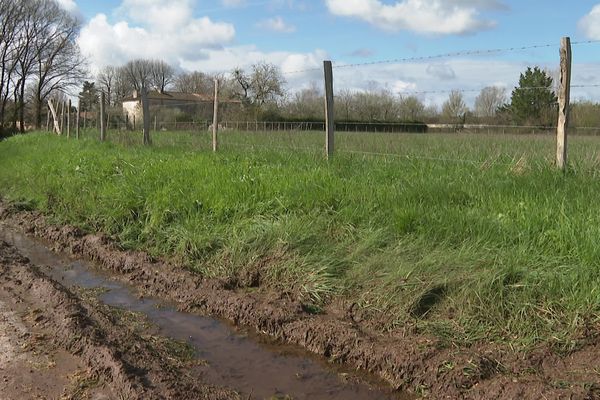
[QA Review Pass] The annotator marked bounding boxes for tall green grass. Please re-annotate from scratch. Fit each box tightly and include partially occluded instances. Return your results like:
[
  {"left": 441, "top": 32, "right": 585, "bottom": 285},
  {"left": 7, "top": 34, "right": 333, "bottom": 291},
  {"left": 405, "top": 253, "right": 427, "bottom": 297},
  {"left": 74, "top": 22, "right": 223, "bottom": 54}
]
[{"left": 2, "top": 131, "right": 600, "bottom": 347}]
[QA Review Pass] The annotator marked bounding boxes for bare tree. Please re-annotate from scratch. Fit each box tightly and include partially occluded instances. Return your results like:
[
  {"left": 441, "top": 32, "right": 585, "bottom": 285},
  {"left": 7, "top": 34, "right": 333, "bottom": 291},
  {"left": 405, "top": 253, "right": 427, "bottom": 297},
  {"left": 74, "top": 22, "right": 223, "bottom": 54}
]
[
  {"left": 113, "top": 67, "right": 133, "bottom": 103},
  {"left": 0, "top": 0, "right": 86, "bottom": 132},
  {"left": 150, "top": 60, "right": 175, "bottom": 93},
  {"left": 0, "top": 0, "right": 25, "bottom": 134},
  {"left": 398, "top": 96, "right": 425, "bottom": 121},
  {"left": 284, "top": 81, "right": 322, "bottom": 120},
  {"left": 442, "top": 90, "right": 467, "bottom": 123},
  {"left": 122, "top": 59, "right": 153, "bottom": 91},
  {"left": 231, "top": 62, "right": 285, "bottom": 108},
  {"left": 31, "top": 1, "right": 86, "bottom": 129},
  {"left": 250, "top": 62, "right": 285, "bottom": 106},
  {"left": 97, "top": 66, "right": 117, "bottom": 106},
  {"left": 474, "top": 86, "right": 506, "bottom": 118},
  {"left": 174, "top": 71, "right": 212, "bottom": 94},
  {"left": 232, "top": 67, "right": 251, "bottom": 104}
]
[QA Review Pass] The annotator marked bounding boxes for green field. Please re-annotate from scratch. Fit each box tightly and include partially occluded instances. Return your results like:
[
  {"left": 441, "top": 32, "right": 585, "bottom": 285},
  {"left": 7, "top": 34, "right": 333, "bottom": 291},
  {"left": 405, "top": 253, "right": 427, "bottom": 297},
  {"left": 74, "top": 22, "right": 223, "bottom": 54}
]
[{"left": 2, "top": 130, "right": 600, "bottom": 348}]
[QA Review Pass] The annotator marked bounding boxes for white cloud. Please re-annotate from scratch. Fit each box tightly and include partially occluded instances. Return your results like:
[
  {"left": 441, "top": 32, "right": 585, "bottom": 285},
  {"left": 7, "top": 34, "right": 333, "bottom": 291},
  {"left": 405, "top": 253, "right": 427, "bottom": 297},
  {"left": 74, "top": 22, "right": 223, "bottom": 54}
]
[
  {"left": 77, "top": 1, "right": 235, "bottom": 72},
  {"left": 325, "top": 0, "right": 500, "bottom": 35},
  {"left": 56, "top": 0, "right": 78, "bottom": 13},
  {"left": 579, "top": 4, "right": 600, "bottom": 39},
  {"left": 257, "top": 16, "right": 296, "bottom": 33}
]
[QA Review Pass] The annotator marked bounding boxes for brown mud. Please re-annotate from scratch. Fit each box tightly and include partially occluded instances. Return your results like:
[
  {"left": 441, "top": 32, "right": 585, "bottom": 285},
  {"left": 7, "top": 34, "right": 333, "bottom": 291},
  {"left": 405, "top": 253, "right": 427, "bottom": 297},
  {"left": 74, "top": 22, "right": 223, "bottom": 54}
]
[
  {"left": 1, "top": 204, "right": 600, "bottom": 399},
  {"left": 0, "top": 223, "right": 401, "bottom": 400},
  {"left": 0, "top": 240, "right": 240, "bottom": 400}
]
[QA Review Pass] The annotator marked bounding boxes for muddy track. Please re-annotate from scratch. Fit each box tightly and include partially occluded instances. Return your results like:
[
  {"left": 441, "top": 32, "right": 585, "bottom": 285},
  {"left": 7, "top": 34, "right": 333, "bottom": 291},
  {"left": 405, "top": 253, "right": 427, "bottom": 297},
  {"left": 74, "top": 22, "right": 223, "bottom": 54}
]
[
  {"left": 1, "top": 204, "right": 599, "bottom": 399},
  {"left": 0, "top": 239, "right": 240, "bottom": 400}
]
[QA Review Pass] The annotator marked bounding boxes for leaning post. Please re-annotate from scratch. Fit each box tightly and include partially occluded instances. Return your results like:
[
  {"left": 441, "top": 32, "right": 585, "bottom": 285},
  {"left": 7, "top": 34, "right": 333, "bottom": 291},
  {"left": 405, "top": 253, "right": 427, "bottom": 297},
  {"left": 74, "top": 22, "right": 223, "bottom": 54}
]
[
  {"left": 557, "top": 37, "right": 572, "bottom": 171},
  {"left": 323, "top": 60, "right": 335, "bottom": 160}
]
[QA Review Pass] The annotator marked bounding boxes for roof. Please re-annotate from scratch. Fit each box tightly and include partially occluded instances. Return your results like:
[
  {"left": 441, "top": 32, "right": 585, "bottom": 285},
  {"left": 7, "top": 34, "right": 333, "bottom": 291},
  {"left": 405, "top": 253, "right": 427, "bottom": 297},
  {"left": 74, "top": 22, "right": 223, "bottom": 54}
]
[{"left": 122, "top": 91, "right": 213, "bottom": 103}]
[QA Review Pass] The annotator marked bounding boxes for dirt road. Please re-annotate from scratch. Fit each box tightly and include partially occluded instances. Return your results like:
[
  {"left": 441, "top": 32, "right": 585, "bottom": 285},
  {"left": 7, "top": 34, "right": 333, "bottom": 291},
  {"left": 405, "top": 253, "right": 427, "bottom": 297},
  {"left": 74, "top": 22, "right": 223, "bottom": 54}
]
[{"left": 0, "top": 240, "right": 240, "bottom": 399}]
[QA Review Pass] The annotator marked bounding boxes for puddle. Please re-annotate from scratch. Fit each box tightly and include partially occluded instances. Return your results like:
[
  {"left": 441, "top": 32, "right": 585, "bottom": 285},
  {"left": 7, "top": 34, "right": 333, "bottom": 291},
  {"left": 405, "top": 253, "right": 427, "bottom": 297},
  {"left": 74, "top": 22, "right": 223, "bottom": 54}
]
[{"left": 0, "top": 227, "right": 408, "bottom": 400}]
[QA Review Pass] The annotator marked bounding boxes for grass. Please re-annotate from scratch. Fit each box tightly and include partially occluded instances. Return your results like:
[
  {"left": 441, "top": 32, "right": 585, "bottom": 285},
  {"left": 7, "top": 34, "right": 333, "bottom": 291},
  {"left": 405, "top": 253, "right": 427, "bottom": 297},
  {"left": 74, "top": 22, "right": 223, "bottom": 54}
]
[{"left": 2, "top": 129, "right": 600, "bottom": 348}]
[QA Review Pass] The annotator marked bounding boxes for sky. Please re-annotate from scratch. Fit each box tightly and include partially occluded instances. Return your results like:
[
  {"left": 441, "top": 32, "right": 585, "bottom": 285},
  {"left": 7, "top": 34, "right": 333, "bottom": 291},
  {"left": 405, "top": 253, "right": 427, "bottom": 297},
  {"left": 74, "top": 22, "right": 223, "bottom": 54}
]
[{"left": 56, "top": 0, "right": 600, "bottom": 106}]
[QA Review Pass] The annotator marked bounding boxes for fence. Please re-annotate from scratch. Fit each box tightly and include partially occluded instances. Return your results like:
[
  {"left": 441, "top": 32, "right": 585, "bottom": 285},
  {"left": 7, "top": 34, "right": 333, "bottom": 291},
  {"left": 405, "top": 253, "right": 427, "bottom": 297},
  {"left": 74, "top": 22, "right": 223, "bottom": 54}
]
[{"left": 46, "top": 36, "right": 600, "bottom": 170}]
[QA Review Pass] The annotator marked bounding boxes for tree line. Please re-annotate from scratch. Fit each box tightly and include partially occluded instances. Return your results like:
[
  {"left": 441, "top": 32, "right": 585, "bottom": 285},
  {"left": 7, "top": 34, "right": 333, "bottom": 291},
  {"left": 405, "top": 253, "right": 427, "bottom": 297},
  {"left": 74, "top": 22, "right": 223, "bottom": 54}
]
[
  {"left": 0, "top": 0, "right": 85, "bottom": 136},
  {"left": 87, "top": 58, "right": 600, "bottom": 129}
]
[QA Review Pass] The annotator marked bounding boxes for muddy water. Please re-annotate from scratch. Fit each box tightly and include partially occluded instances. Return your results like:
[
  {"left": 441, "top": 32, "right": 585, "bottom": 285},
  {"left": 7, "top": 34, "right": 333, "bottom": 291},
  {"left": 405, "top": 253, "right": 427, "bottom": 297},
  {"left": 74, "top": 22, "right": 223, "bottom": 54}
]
[{"left": 0, "top": 227, "right": 408, "bottom": 400}]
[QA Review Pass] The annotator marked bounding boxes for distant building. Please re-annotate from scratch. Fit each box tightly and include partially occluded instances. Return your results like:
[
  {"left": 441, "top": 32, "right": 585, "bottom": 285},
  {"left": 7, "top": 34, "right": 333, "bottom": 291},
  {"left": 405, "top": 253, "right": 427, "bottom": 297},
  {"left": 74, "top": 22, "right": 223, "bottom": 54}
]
[{"left": 122, "top": 90, "right": 240, "bottom": 124}]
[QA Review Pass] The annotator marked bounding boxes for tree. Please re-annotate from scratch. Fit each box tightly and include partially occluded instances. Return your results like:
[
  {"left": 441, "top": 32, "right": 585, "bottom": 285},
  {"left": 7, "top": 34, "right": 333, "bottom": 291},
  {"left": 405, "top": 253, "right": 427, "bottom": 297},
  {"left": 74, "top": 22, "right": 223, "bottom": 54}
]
[
  {"left": 0, "top": 0, "right": 25, "bottom": 134},
  {"left": 474, "top": 86, "right": 506, "bottom": 118},
  {"left": 97, "top": 66, "right": 116, "bottom": 106},
  {"left": 30, "top": 0, "right": 86, "bottom": 129},
  {"left": 232, "top": 62, "right": 285, "bottom": 108},
  {"left": 398, "top": 95, "right": 425, "bottom": 121},
  {"left": 150, "top": 60, "right": 175, "bottom": 93},
  {"left": 78, "top": 81, "right": 97, "bottom": 112},
  {"left": 0, "top": 0, "right": 85, "bottom": 132},
  {"left": 232, "top": 67, "right": 251, "bottom": 105},
  {"left": 174, "top": 71, "right": 212, "bottom": 94},
  {"left": 509, "top": 67, "right": 557, "bottom": 125},
  {"left": 250, "top": 62, "right": 285, "bottom": 106},
  {"left": 442, "top": 90, "right": 467, "bottom": 123},
  {"left": 122, "top": 59, "right": 153, "bottom": 91},
  {"left": 284, "top": 81, "right": 322, "bottom": 120}
]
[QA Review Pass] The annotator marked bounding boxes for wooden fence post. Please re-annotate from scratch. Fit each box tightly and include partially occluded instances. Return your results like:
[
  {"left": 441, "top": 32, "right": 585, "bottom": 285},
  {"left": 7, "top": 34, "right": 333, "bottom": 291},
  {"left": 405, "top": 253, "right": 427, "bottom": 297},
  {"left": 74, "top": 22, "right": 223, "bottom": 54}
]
[
  {"left": 141, "top": 87, "right": 151, "bottom": 145},
  {"left": 76, "top": 98, "right": 80, "bottom": 139},
  {"left": 154, "top": 115, "right": 157, "bottom": 131},
  {"left": 212, "top": 78, "right": 219, "bottom": 152},
  {"left": 59, "top": 101, "right": 65, "bottom": 135},
  {"left": 67, "top": 99, "right": 71, "bottom": 138},
  {"left": 100, "top": 91, "right": 106, "bottom": 141},
  {"left": 557, "top": 37, "right": 571, "bottom": 170},
  {"left": 45, "top": 107, "right": 50, "bottom": 132},
  {"left": 324, "top": 60, "right": 335, "bottom": 159}
]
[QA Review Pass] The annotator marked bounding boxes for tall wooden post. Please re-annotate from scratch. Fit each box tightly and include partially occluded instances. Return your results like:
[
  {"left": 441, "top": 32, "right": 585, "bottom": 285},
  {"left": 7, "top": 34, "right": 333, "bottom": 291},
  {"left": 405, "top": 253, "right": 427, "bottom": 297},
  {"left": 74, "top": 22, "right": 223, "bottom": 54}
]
[
  {"left": 76, "top": 99, "right": 80, "bottom": 139},
  {"left": 67, "top": 99, "right": 71, "bottom": 138},
  {"left": 324, "top": 60, "right": 335, "bottom": 159},
  {"left": 141, "top": 87, "right": 151, "bottom": 145},
  {"left": 154, "top": 115, "right": 157, "bottom": 132},
  {"left": 557, "top": 37, "right": 572, "bottom": 170},
  {"left": 45, "top": 107, "right": 50, "bottom": 132},
  {"left": 100, "top": 91, "right": 106, "bottom": 141},
  {"left": 59, "top": 101, "right": 65, "bottom": 135},
  {"left": 212, "top": 78, "right": 219, "bottom": 152}
]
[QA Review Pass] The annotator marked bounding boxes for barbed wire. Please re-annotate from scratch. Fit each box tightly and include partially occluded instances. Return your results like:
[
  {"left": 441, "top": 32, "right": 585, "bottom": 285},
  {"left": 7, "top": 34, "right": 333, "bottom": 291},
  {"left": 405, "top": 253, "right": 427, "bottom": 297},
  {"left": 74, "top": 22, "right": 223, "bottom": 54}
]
[{"left": 282, "top": 39, "right": 600, "bottom": 76}]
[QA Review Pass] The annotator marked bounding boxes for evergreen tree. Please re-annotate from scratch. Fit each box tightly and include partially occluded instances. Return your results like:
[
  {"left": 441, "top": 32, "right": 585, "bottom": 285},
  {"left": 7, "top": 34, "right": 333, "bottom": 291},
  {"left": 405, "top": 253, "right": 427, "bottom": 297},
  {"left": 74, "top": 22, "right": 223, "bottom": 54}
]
[
  {"left": 509, "top": 67, "right": 557, "bottom": 125},
  {"left": 79, "top": 81, "right": 98, "bottom": 113}
]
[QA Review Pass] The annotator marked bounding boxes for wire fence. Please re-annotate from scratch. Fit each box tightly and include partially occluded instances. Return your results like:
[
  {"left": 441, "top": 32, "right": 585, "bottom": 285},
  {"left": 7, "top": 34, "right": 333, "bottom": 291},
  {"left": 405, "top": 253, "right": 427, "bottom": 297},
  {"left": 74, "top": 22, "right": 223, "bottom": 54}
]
[{"left": 51, "top": 36, "right": 600, "bottom": 169}]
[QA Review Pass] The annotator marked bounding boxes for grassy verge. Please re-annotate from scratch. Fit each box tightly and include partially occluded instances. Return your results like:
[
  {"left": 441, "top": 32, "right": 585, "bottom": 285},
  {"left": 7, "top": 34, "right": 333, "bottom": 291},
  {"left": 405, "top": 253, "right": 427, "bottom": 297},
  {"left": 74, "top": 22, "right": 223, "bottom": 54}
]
[{"left": 1, "top": 131, "right": 600, "bottom": 348}]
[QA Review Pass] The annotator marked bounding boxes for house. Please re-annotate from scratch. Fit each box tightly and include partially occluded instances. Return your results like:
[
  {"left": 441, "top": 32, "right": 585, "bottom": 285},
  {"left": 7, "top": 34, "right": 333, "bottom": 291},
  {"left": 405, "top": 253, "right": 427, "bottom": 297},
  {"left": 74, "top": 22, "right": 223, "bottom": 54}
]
[{"left": 122, "top": 90, "right": 240, "bottom": 125}]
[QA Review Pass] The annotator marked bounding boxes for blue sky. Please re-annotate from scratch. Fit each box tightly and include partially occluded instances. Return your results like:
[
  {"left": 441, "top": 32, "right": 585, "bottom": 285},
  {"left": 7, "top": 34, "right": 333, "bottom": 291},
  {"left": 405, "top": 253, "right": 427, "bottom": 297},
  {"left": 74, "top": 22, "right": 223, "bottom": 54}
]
[{"left": 58, "top": 0, "right": 600, "bottom": 106}]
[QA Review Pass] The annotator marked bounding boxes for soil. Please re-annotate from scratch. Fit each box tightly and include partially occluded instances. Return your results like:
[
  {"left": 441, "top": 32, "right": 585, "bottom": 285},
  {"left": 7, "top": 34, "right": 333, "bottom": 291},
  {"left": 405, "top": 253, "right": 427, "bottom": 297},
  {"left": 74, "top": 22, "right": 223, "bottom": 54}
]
[
  {"left": 0, "top": 239, "right": 240, "bottom": 400},
  {"left": 1, "top": 203, "right": 600, "bottom": 399}
]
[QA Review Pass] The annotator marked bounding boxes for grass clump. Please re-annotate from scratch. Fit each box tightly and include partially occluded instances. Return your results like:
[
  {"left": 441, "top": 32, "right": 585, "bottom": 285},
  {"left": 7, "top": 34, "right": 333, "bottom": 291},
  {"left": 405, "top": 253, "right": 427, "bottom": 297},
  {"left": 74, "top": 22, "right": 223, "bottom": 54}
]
[{"left": 2, "top": 131, "right": 600, "bottom": 347}]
